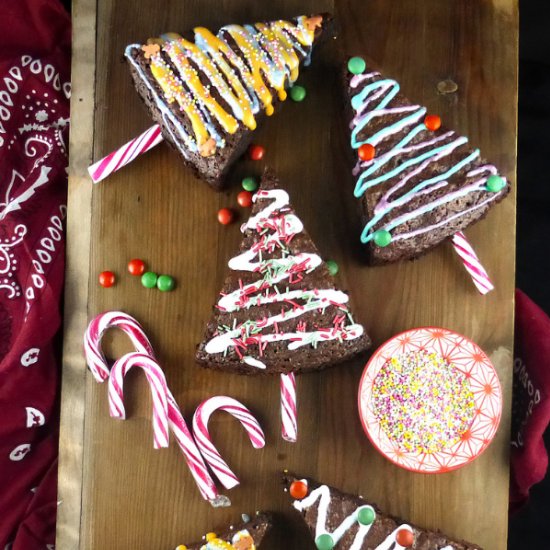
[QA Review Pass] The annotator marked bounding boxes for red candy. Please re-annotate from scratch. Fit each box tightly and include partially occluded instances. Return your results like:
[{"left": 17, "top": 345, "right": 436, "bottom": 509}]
[
  {"left": 289, "top": 480, "right": 309, "bottom": 500},
  {"left": 358, "top": 143, "right": 375, "bottom": 161},
  {"left": 248, "top": 144, "right": 265, "bottom": 161},
  {"left": 424, "top": 114, "right": 441, "bottom": 131},
  {"left": 237, "top": 191, "right": 253, "bottom": 208},
  {"left": 217, "top": 208, "right": 234, "bottom": 225},
  {"left": 127, "top": 258, "right": 145, "bottom": 276},
  {"left": 99, "top": 271, "right": 116, "bottom": 288},
  {"left": 395, "top": 528, "right": 414, "bottom": 547}
]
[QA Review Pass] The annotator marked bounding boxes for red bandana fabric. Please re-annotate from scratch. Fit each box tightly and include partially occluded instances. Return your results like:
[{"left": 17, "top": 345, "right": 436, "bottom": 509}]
[
  {"left": 0, "top": 0, "right": 70, "bottom": 548},
  {"left": 510, "top": 289, "right": 550, "bottom": 511}
]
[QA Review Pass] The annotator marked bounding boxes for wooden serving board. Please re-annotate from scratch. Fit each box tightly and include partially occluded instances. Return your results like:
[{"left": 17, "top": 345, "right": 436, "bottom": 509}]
[{"left": 57, "top": 0, "right": 518, "bottom": 548}]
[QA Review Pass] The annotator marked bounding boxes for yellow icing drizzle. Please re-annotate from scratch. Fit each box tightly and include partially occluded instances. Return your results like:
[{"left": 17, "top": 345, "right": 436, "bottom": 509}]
[{"left": 146, "top": 16, "right": 319, "bottom": 153}]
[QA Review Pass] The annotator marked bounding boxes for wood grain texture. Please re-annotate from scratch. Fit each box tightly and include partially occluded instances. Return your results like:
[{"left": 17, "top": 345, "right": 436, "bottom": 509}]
[{"left": 58, "top": 0, "right": 518, "bottom": 549}]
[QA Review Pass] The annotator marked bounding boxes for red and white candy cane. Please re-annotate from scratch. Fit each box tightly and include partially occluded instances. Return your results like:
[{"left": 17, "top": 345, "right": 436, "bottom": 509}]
[
  {"left": 193, "top": 396, "right": 265, "bottom": 490},
  {"left": 109, "top": 353, "right": 170, "bottom": 449},
  {"left": 84, "top": 311, "right": 154, "bottom": 382},
  {"left": 451, "top": 231, "right": 495, "bottom": 295},
  {"left": 88, "top": 124, "right": 163, "bottom": 184},
  {"left": 280, "top": 373, "right": 298, "bottom": 443}
]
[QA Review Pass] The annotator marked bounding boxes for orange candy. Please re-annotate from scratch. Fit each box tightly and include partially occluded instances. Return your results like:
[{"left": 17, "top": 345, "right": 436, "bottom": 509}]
[
  {"left": 289, "top": 480, "right": 309, "bottom": 499},
  {"left": 358, "top": 143, "right": 375, "bottom": 161},
  {"left": 237, "top": 191, "right": 253, "bottom": 208},
  {"left": 424, "top": 114, "right": 441, "bottom": 131},
  {"left": 217, "top": 208, "right": 234, "bottom": 225},
  {"left": 395, "top": 528, "right": 414, "bottom": 547}
]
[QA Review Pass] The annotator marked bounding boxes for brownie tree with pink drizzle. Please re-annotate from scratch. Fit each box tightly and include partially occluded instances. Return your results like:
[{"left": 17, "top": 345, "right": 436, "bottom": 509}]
[{"left": 196, "top": 170, "right": 371, "bottom": 441}]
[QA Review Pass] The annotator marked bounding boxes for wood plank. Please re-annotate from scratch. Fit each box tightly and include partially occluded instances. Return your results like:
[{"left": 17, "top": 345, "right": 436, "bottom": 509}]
[{"left": 58, "top": 0, "right": 518, "bottom": 548}]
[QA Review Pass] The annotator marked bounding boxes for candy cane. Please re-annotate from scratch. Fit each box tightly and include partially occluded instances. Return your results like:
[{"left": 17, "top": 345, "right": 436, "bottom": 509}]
[
  {"left": 88, "top": 124, "right": 163, "bottom": 184},
  {"left": 280, "top": 373, "right": 298, "bottom": 442},
  {"left": 451, "top": 231, "right": 494, "bottom": 295},
  {"left": 84, "top": 313, "right": 227, "bottom": 506},
  {"left": 109, "top": 353, "right": 170, "bottom": 449},
  {"left": 193, "top": 396, "right": 265, "bottom": 490},
  {"left": 84, "top": 311, "right": 154, "bottom": 382}
]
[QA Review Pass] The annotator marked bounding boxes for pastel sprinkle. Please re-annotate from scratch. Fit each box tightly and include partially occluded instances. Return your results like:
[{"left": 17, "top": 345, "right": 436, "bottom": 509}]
[{"left": 372, "top": 350, "right": 475, "bottom": 454}]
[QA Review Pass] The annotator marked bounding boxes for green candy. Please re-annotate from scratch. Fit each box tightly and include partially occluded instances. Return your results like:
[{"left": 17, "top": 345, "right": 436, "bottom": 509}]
[
  {"left": 290, "top": 85, "right": 307, "bottom": 102},
  {"left": 373, "top": 229, "right": 392, "bottom": 247},
  {"left": 326, "top": 260, "right": 339, "bottom": 276},
  {"left": 141, "top": 271, "right": 158, "bottom": 289},
  {"left": 348, "top": 56, "right": 366, "bottom": 75},
  {"left": 486, "top": 175, "right": 506, "bottom": 193},
  {"left": 357, "top": 505, "right": 376, "bottom": 526},
  {"left": 315, "top": 533, "right": 335, "bottom": 550},
  {"left": 157, "top": 274, "right": 175, "bottom": 292},
  {"left": 242, "top": 176, "right": 258, "bottom": 192}
]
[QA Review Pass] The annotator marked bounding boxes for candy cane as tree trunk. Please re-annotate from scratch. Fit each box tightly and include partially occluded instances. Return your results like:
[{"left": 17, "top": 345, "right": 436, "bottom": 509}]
[
  {"left": 88, "top": 124, "right": 163, "bottom": 184},
  {"left": 193, "top": 396, "right": 265, "bottom": 490},
  {"left": 451, "top": 231, "right": 495, "bottom": 295},
  {"left": 280, "top": 373, "right": 298, "bottom": 442}
]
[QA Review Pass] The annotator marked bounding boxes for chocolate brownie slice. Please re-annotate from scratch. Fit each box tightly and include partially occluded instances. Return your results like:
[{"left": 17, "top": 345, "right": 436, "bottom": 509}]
[
  {"left": 177, "top": 512, "right": 271, "bottom": 549},
  {"left": 343, "top": 56, "right": 510, "bottom": 265},
  {"left": 196, "top": 169, "right": 371, "bottom": 375},
  {"left": 125, "top": 15, "right": 332, "bottom": 190},
  {"left": 283, "top": 473, "right": 481, "bottom": 549}
]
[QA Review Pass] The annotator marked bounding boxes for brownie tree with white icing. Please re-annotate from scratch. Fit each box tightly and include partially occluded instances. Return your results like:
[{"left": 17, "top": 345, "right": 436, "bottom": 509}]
[
  {"left": 196, "top": 171, "right": 371, "bottom": 375},
  {"left": 284, "top": 474, "right": 481, "bottom": 550},
  {"left": 344, "top": 56, "right": 510, "bottom": 265}
]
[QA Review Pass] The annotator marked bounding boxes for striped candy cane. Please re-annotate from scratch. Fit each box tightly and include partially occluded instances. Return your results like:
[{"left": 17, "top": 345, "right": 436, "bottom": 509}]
[
  {"left": 88, "top": 124, "right": 163, "bottom": 184},
  {"left": 451, "top": 231, "right": 494, "bottom": 295},
  {"left": 193, "top": 396, "right": 265, "bottom": 490},
  {"left": 108, "top": 353, "right": 170, "bottom": 449},
  {"left": 280, "top": 373, "right": 298, "bottom": 442},
  {"left": 84, "top": 311, "right": 154, "bottom": 382},
  {"left": 84, "top": 313, "right": 227, "bottom": 505}
]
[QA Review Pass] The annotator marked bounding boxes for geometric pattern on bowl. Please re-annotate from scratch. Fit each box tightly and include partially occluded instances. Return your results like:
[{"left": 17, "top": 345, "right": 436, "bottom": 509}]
[{"left": 358, "top": 327, "right": 502, "bottom": 473}]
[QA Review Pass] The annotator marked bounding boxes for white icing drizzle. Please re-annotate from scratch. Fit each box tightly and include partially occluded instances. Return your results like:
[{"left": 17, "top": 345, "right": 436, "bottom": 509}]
[
  {"left": 203, "top": 188, "right": 364, "bottom": 365},
  {"left": 293, "top": 484, "right": 414, "bottom": 550}
]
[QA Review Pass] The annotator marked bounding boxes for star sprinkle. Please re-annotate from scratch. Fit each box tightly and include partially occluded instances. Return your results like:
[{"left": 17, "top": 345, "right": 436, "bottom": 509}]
[
  {"left": 199, "top": 137, "right": 217, "bottom": 157},
  {"left": 304, "top": 16, "right": 323, "bottom": 32},
  {"left": 141, "top": 43, "right": 160, "bottom": 59}
]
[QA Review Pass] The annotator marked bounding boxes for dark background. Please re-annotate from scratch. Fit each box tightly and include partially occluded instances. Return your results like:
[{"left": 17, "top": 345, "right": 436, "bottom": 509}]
[
  {"left": 508, "top": 1, "right": 550, "bottom": 547},
  {"left": 59, "top": 0, "right": 549, "bottom": 547}
]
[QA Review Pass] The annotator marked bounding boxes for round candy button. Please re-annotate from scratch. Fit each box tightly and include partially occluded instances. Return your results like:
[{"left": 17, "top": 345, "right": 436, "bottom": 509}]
[
  {"left": 424, "top": 114, "right": 441, "bottom": 131},
  {"left": 373, "top": 229, "right": 392, "bottom": 247},
  {"left": 218, "top": 208, "right": 234, "bottom": 225},
  {"left": 290, "top": 85, "right": 307, "bottom": 102},
  {"left": 157, "top": 274, "right": 175, "bottom": 292},
  {"left": 248, "top": 144, "right": 265, "bottom": 161},
  {"left": 486, "top": 175, "right": 506, "bottom": 193},
  {"left": 141, "top": 271, "right": 158, "bottom": 289},
  {"left": 128, "top": 258, "right": 145, "bottom": 276},
  {"left": 326, "top": 260, "right": 339, "bottom": 276},
  {"left": 358, "top": 143, "right": 375, "bottom": 161},
  {"left": 289, "top": 480, "right": 309, "bottom": 499},
  {"left": 395, "top": 528, "right": 414, "bottom": 547},
  {"left": 99, "top": 271, "right": 115, "bottom": 288},
  {"left": 357, "top": 505, "right": 376, "bottom": 526},
  {"left": 237, "top": 191, "right": 253, "bottom": 208},
  {"left": 315, "top": 533, "right": 335, "bottom": 550},
  {"left": 348, "top": 56, "right": 366, "bottom": 75},
  {"left": 242, "top": 176, "right": 258, "bottom": 192}
]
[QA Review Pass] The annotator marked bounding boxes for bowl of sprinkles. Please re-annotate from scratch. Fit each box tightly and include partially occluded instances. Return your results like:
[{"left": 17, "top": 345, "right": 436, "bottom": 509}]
[{"left": 358, "top": 327, "right": 502, "bottom": 473}]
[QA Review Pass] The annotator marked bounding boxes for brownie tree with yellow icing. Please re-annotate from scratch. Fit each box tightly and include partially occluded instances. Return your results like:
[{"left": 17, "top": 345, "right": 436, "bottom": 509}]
[{"left": 125, "top": 15, "right": 330, "bottom": 189}]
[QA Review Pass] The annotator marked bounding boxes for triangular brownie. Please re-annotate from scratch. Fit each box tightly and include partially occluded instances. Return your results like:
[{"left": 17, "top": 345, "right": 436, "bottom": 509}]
[
  {"left": 196, "top": 170, "right": 371, "bottom": 375},
  {"left": 176, "top": 512, "right": 271, "bottom": 549},
  {"left": 344, "top": 55, "right": 510, "bottom": 264},
  {"left": 283, "top": 473, "right": 481, "bottom": 550},
  {"left": 125, "top": 15, "right": 331, "bottom": 190}
]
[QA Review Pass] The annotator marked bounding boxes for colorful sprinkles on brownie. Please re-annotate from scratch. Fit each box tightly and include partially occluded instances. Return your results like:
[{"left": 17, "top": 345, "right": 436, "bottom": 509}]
[
  {"left": 372, "top": 350, "right": 475, "bottom": 455},
  {"left": 124, "top": 16, "right": 329, "bottom": 188}
]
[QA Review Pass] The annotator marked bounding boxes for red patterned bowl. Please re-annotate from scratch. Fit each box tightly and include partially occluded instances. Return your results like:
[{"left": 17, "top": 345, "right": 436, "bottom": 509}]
[{"left": 358, "top": 327, "right": 502, "bottom": 473}]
